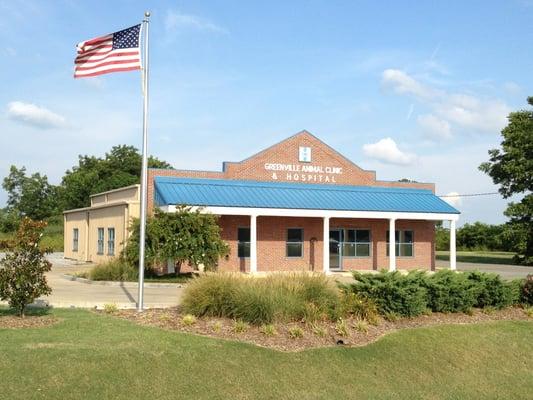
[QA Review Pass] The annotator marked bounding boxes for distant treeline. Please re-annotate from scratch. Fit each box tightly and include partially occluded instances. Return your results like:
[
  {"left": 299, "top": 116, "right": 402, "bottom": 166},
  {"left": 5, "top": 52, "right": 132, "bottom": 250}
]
[{"left": 436, "top": 222, "right": 516, "bottom": 252}]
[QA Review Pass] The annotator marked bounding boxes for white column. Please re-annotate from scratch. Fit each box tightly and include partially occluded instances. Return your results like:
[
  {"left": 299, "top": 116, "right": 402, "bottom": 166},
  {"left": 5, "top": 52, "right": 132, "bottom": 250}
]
[
  {"left": 323, "top": 216, "right": 330, "bottom": 274},
  {"left": 389, "top": 218, "right": 396, "bottom": 272},
  {"left": 250, "top": 214, "right": 257, "bottom": 273},
  {"left": 450, "top": 219, "right": 456, "bottom": 271}
]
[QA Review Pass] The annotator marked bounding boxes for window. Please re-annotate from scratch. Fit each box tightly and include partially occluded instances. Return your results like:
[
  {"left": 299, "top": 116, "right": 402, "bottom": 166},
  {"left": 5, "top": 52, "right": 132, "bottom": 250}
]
[
  {"left": 237, "top": 227, "right": 250, "bottom": 258},
  {"left": 342, "top": 229, "right": 371, "bottom": 257},
  {"left": 72, "top": 228, "right": 79, "bottom": 252},
  {"left": 386, "top": 230, "right": 414, "bottom": 257},
  {"left": 97, "top": 228, "right": 104, "bottom": 255},
  {"left": 107, "top": 228, "right": 115, "bottom": 256},
  {"left": 286, "top": 228, "right": 303, "bottom": 258}
]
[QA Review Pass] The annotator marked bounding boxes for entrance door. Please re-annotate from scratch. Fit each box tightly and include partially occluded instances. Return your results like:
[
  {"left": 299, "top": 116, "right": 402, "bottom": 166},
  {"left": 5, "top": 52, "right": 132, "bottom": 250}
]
[{"left": 329, "top": 229, "right": 342, "bottom": 270}]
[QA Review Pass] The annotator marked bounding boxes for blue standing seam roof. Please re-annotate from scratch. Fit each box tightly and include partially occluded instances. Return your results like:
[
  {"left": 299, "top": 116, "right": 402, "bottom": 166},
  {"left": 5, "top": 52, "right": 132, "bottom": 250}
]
[{"left": 154, "top": 177, "right": 460, "bottom": 214}]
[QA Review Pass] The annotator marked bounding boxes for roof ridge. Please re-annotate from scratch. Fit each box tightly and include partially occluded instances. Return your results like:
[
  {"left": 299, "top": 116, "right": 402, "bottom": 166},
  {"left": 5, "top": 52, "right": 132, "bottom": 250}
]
[{"left": 154, "top": 176, "right": 434, "bottom": 195}]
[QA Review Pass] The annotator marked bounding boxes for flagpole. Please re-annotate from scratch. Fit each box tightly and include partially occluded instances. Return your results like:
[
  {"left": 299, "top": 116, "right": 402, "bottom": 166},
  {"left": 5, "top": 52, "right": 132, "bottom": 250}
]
[{"left": 137, "top": 11, "right": 150, "bottom": 312}]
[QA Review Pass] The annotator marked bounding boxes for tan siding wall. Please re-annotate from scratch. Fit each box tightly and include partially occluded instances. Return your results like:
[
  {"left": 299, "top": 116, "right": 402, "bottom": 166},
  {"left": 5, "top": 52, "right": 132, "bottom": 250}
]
[
  {"left": 64, "top": 211, "right": 88, "bottom": 261},
  {"left": 107, "top": 187, "right": 139, "bottom": 203},
  {"left": 86, "top": 205, "right": 127, "bottom": 263},
  {"left": 91, "top": 195, "right": 106, "bottom": 206}
]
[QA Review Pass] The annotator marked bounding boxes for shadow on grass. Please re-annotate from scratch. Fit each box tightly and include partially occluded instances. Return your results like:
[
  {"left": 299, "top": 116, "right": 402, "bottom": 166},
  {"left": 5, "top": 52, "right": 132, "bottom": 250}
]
[{"left": 0, "top": 305, "right": 51, "bottom": 317}]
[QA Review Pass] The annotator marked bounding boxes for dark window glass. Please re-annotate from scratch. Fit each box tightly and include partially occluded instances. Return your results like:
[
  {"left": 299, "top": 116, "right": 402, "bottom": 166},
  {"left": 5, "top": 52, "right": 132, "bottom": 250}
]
[
  {"left": 97, "top": 228, "right": 104, "bottom": 255},
  {"left": 356, "top": 230, "right": 370, "bottom": 243},
  {"left": 386, "top": 230, "right": 413, "bottom": 256},
  {"left": 108, "top": 228, "right": 115, "bottom": 256},
  {"left": 345, "top": 229, "right": 356, "bottom": 243},
  {"left": 73, "top": 229, "right": 79, "bottom": 252},
  {"left": 287, "top": 228, "right": 303, "bottom": 242},
  {"left": 286, "top": 228, "right": 303, "bottom": 257},
  {"left": 237, "top": 228, "right": 250, "bottom": 258}
]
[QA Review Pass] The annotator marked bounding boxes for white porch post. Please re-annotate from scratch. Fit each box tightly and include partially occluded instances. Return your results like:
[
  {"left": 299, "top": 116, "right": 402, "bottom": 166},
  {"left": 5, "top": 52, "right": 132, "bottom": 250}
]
[
  {"left": 250, "top": 214, "right": 258, "bottom": 273},
  {"left": 389, "top": 218, "right": 396, "bottom": 272},
  {"left": 323, "top": 216, "right": 330, "bottom": 274},
  {"left": 450, "top": 219, "right": 456, "bottom": 271}
]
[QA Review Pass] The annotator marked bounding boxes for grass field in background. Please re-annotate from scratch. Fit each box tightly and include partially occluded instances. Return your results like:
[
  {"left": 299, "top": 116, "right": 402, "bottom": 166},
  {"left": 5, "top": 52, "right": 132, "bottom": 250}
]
[
  {"left": 1, "top": 308, "right": 532, "bottom": 399},
  {"left": 436, "top": 250, "right": 517, "bottom": 265}
]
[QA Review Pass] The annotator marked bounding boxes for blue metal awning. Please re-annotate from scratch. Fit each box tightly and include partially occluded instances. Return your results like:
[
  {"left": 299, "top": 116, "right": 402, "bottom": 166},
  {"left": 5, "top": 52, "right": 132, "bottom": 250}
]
[{"left": 154, "top": 177, "right": 460, "bottom": 214}]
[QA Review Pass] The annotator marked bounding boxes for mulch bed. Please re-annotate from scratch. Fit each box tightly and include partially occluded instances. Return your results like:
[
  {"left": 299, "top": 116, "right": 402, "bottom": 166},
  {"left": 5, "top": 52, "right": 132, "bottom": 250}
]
[
  {"left": 109, "top": 306, "right": 532, "bottom": 352},
  {"left": 0, "top": 314, "right": 59, "bottom": 329}
]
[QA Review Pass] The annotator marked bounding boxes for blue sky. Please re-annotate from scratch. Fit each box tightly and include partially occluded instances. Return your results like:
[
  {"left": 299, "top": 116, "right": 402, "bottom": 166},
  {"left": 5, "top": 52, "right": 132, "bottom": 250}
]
[{"left": 1, "top": 0, "right": 532, "bottom": 224}]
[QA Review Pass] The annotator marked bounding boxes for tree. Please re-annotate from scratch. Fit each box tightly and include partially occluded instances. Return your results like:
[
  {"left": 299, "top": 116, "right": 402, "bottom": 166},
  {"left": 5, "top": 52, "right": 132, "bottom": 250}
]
[
  {"left": 0, "top": 218, "right": 52, "bottom": 317},
  {"left": 123, "top": 207, "right": 230, "bottom": 274},
  {"left": 2, "top": 166, "right": 59, "bottom": 221},
  {"left": 61, "top": 145, "right": 172, "bottom": 210},
  {"left": 479, "top": 97, "right": 533, "bottom": 265}
]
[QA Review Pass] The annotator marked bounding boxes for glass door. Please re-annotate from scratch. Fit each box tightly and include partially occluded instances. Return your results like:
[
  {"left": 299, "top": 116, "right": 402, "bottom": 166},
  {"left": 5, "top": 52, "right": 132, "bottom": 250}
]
[{"left": 329, "top": 229, "right": 342, "bottom": 270}]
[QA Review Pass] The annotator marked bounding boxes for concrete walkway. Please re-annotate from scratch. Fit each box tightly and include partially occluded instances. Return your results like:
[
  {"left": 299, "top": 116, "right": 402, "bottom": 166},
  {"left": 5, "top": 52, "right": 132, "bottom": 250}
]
[
  {"left": 1, "top": 253, "right": 183, "bottom": 309},
  {"left": 436, "top": 259, "right": 532, "bottom": 280}
]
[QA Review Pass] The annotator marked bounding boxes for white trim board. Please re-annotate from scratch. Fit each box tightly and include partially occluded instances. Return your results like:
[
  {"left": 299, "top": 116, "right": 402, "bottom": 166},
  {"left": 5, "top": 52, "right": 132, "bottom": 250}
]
[{"left": 160, "top": 205, "right": 459, "bottom": 221}]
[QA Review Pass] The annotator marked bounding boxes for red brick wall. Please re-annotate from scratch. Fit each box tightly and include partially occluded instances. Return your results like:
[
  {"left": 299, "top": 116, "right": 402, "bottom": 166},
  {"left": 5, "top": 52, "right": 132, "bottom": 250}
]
[{"left": 216, "top": 216, "right": 435, "bottom": 271}]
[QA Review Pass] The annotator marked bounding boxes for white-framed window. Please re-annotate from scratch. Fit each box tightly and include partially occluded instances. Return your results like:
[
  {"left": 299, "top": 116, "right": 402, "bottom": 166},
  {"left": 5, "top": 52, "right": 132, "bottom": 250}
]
[
  {"left": 72, "top": 228, "right": 79, "bottom": 252},
  {"left": 386, "top": 230, "right": 414, "bottom": 257},
  {"left": 286, "top": 228, "right": 303, "bottom": 258},
  {"left": 237, "top": 227, "right": 250, "bottom": 258},
  {"left": 107, "top": 228, "right": 115, "bottom": 256},
  {"left": 342, "top": 229, "right": 371, "bottom": 257},
  {"left": 97, "top": 228, "right": 104, "bottom": 255}
]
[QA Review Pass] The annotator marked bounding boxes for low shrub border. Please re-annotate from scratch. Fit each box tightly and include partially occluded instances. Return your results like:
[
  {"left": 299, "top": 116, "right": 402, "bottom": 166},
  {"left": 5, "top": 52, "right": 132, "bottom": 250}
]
[{"left": 345, "top": 270, "right": 530, "bottom": 318}]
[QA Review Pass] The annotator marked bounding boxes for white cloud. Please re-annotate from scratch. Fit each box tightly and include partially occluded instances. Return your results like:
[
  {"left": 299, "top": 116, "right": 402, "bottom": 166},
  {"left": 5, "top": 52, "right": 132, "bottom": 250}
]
[
  {"left": 503, "top": 81, "right": 521, "bottom": 95},
  {"left": 165, "top": 10, "right": 227, "bottom": 34},
  {"left": 382, "top": 69, "right": 510, "bottom": 135},
  {"left": 417, "top": 114, "right": 452, "bottom": 140},
  {"left": 382, "top": 69, "right": 438, "bottom": 100},
  {"left": 362, "top": 138, "right": 416, "bottom": 166},
  {"left": 6, "top": 101, "right": 67, "bottom": 129},
  {"left": 441, "top": 191, "right": 462, "bottom": 208}
]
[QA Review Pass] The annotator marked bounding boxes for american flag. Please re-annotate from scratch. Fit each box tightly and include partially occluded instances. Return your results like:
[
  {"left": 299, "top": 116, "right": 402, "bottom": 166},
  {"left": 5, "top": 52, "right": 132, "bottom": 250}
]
[{"left": 74, "top": 24, "right": 141, "bottom": 78}]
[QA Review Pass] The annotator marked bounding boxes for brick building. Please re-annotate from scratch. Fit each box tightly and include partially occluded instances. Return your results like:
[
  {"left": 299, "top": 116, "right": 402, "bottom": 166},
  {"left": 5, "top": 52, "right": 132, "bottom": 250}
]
[{"left": 64, "top": 131, "right": 460, "bottom": 272}]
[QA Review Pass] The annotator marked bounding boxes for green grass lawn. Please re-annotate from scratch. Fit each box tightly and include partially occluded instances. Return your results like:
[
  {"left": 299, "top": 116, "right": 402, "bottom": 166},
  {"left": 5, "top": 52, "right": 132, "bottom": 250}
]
[
  {"left": 436, "top": 250, "right": 517, "bottom": 265},
  {"left": 1, "top": 308, "right": 532, "bottom": 399}
]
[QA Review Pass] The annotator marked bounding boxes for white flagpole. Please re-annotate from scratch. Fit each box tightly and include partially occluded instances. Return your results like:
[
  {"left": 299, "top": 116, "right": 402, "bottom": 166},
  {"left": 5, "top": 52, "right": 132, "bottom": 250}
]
[{"left": 137, "top": 11, "right": 150, "bottom": 312}]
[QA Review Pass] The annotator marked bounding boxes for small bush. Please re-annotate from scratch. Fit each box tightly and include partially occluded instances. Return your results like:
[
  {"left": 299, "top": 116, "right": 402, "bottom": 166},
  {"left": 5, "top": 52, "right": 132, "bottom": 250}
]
[
  {"left": 424, "top": 270, "right": 477, "bottom": 313},
  {"left": 311, "top": 323, "right": 327, "bottom": 338},
  {"left": 353, "top": 319, "right": 369, "bottom": 334},
  {"left": 340, "top": 292, "right": 379, "bottom": 324},
  {"left": 335, "top": 318, "right": 349, "bottom": 337},
  {"left": 347, "top": 271, "right": 428, "bottom": 317},
  {"left": 233, "top": 320, "right": 249, "bottom": 333},
  {"left": 182, "top": 314, "right": 197, "bottom": 326},
  {"left": 103, "top": 303, "right": 118, "bottom": 314},
  {"left": 288, "top": 326, "right": 304, "bottom": 339},
  {"left": 158, "top": 313, "right": 172, "bottom": 323},
  {"left": 89, "top": 259, "right": 138, "bottom": 282},
  {"left": 212, "top": 321, "right": 222, "bottom": 333},
  {"left": 259, "top": 324, "right": 278, "bottom": 336},
  {"left": 181, "top": 273, "right": 341, "bottom": 325},
  {"left": 466, "top": 271, "right": 517, "bottom": 309},
  {"left": 524, "top": 306, "right": 533, "bottom": 318},
  {"left": 522, "top": 275, "right": 533, "bottom": 305}
]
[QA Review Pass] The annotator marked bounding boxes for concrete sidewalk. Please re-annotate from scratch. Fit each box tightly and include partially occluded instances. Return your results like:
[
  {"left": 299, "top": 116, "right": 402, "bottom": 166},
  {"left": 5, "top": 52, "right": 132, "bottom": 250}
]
[{"left": 1, "top": 253, "right": 183, "bottom": 309}]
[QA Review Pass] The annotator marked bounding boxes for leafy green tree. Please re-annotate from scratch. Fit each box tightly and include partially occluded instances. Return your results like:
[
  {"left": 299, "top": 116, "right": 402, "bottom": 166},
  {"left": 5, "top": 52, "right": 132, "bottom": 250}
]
[
  {"left": 123, "top": 207, "right": 229, "bottom": 274},
  {"left": 480, "top": 97, "right": 533, "bottom": 264},
  {"left": 0, "top": 218, "right": 52, "bottom": 317},
  {"left": 2, "top": 166, "right": 59, "bottom": 221},
  {"left": 61, "top": 145, "right": 172, "bottom": 210}
]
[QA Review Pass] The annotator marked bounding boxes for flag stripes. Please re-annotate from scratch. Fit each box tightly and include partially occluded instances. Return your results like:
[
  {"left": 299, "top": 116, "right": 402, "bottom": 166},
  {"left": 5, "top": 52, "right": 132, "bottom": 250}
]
[{"left": 74, "top": 25, "right": 141, "bottom": 78}]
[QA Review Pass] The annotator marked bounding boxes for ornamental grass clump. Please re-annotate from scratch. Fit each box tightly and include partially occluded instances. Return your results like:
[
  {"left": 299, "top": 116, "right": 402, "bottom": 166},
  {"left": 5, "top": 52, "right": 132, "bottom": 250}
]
[{"left": 181, "top": 273, "right": 341, "bottom": 325}]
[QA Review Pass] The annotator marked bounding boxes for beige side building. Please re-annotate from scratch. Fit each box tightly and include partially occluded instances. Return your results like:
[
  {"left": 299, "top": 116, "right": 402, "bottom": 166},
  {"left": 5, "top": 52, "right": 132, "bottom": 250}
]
[{"left": 63, "top": 185, "right": 140, "bottom": 263}]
